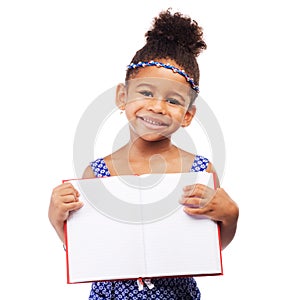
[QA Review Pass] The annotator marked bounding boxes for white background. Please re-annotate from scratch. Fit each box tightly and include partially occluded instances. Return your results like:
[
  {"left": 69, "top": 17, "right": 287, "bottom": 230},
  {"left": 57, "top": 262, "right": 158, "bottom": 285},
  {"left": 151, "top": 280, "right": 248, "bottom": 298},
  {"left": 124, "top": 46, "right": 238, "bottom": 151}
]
[{"left": 1, "top": 0, "right": 299, "bottom": 299}]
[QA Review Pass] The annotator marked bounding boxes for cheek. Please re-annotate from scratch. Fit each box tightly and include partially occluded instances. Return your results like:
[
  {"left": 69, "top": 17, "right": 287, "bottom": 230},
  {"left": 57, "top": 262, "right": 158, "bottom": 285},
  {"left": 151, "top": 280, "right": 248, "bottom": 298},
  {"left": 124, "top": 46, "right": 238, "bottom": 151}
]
[
  {"left": 124, "top": 101, "right": 142, "bottom": 120},
  {"left": 124, "top": 106, "right": 133, "bottom": 121},
  {"left": 126, "top": 98, "right": 147, "bottom": 110},
  {"left": 172, "top": 108, "right": 187, "bottom": 120}
]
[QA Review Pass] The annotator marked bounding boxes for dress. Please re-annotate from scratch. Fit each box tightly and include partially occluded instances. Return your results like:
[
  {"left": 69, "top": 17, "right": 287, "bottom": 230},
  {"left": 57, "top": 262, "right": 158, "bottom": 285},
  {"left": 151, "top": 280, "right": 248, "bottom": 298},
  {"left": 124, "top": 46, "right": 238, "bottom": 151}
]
[{"left": 89, "top": 155, "right": 209, "bottom": 300}]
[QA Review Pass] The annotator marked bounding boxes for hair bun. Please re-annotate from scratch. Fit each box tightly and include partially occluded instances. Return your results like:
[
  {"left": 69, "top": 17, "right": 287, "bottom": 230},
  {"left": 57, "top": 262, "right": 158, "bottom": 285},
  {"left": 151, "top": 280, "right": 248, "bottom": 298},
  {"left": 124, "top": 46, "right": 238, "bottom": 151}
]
[{"left": 145, "top": 9, "right": 207, "bottom": 57}]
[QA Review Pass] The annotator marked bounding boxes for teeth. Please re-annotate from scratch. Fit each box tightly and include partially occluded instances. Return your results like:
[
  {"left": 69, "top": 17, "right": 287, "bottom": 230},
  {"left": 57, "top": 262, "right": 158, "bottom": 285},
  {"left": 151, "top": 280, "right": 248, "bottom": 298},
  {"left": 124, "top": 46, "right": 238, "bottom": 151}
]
[{"left": 142, "top": 117, "right": 163, "bottom": 126}]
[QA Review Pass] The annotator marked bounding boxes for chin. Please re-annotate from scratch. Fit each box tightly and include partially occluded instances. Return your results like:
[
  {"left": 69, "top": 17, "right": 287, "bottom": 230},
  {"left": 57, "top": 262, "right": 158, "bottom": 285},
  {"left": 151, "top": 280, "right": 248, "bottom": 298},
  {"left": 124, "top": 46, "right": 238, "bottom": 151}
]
[
  {"left": 129, "top": 126, "right": 173, "bottom": 142},
  {"left": 140, "top": 134, "right": 169, "bottom": 142}
]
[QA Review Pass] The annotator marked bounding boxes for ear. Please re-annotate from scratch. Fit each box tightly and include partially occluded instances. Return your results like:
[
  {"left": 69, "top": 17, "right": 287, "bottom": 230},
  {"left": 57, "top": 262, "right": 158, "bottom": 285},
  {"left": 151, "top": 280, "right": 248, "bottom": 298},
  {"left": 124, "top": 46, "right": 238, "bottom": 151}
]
[
  {"left": 115, "top": 83, "right": 127, "bottom": 110},
  {"left": 181, "top": 105, "right": 196, "bottom": 127}
]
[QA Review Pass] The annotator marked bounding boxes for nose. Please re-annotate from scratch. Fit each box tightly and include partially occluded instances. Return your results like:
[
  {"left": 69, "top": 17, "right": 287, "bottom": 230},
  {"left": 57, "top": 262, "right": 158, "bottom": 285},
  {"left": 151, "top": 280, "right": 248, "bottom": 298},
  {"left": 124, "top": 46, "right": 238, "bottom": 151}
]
[{"left": 146, "top": 97, "right": 167, "bottom": 114}]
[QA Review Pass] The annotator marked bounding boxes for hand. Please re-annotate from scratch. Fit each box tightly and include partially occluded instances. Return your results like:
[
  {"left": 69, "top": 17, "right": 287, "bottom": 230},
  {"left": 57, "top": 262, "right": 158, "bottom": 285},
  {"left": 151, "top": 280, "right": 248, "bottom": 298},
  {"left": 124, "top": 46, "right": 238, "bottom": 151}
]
[
  {"left": 180, "top": 184, "right": 236, "bottom": 222},
  {"left": 48, "top": 182, "right": 83, "bottom": 242},
  {"left": 180, "top": 184, "right": 239, "bottom": 249}
]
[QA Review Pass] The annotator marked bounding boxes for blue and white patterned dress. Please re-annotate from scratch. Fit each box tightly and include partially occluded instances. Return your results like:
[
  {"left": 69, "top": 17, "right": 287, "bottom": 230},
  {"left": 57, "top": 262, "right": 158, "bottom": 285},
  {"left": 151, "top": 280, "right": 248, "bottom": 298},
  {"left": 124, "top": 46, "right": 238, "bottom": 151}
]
[{"left": 89, "top": 155, "right": 209, "bottom": 300}]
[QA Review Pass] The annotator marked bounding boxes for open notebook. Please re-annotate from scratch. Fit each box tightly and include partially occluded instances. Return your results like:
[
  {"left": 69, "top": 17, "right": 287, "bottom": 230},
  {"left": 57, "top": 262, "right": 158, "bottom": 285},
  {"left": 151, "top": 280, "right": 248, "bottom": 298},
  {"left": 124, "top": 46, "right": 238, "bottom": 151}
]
[{"left": 65, "top": 172, "right": 223, "bottom": 284}]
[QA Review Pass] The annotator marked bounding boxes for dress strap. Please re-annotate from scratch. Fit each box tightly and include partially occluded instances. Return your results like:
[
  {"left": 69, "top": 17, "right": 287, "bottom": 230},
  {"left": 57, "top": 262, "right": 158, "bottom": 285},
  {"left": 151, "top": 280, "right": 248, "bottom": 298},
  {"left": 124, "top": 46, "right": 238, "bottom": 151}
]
[
  {"left": 90, "top": 158, "right": 111, "bottom": 177},
  {"left": 90, "top": 155, "right": 209, "bottom": 177},
  {"left": 190, "top": 155, "right": 209, "bottom": 172}
]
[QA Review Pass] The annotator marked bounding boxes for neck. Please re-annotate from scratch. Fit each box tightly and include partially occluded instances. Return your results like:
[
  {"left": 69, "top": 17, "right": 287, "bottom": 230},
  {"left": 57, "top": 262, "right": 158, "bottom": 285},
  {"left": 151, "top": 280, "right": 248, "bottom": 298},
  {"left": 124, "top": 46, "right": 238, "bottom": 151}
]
[
  {"left": 126, "top": 136, "right": 175, "bottom": 159},
  {"left": 108, "top": 133, "right": 192, "bottom": 175}
]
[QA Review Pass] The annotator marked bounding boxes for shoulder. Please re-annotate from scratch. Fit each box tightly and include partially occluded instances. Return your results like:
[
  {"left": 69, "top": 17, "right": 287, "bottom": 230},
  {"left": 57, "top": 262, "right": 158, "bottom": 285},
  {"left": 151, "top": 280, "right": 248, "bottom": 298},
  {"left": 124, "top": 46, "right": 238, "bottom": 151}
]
[
  {"left": 177, "top": 148, "right": 210, "bottom": 173},
  {"left": 86, "top": 157, "right": 111, "bottom": 178},
  {"left": 186, "top": 151, "right": 220, "bottom": 188},
  {"left": 205, "top": 162, "right": 220, "bottom": 188},
  {"left": 82, "top": 165, "right": 96, "bottom": 179},
  {"left": 206, "top": 161, "right": 213, "bottom": 173},
  {"left": 190, "top": 154, "right": 210, "bottom": 172},
  {"left": 82, "top": 158, "right": 105, "bottom": 178}
]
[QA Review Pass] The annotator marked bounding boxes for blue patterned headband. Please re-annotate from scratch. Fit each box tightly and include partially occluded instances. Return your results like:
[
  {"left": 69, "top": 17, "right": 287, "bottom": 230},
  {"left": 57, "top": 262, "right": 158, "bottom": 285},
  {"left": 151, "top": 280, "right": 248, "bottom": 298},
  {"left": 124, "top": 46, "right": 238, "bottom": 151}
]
[{"left": 126, "top": 61, "right": 199, "bottom": 93}]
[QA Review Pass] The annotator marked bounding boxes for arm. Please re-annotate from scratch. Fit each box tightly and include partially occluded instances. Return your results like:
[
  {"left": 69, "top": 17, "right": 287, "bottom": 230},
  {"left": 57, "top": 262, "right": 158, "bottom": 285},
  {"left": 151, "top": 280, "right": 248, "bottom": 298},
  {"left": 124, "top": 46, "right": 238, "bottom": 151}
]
[
  {"left": 180, "top": 163, "right": 239, "bottom": 250},
  {"left": 48, "top": 166, "right": 95, "bottom": 243},
  {"left": 207, "top": 187, "right": 239, "bottom": 249}
]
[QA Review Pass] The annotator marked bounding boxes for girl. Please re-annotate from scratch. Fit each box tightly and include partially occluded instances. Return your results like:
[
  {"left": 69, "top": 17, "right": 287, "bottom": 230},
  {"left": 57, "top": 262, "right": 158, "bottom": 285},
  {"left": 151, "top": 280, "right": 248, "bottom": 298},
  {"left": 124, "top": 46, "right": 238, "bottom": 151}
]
[{"left": 49, "top": 9, "right": 239, "bottom": 300}]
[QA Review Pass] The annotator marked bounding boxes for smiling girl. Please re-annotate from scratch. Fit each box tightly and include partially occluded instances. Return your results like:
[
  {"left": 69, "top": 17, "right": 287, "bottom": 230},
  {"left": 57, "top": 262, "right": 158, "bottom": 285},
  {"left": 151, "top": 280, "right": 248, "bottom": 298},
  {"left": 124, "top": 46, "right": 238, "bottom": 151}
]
[{"left": 49, "top": 9, "right": 239, "bottom": 299}]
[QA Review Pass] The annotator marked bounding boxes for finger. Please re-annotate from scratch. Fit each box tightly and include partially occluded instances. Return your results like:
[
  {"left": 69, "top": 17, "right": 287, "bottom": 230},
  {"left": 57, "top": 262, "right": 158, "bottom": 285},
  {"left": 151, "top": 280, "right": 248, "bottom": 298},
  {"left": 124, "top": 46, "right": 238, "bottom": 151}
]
[
  {"left": 180, "top": 196, "right": 212, "bottom": 208},
  {"left": 180, "top": 197, "right": 202, "bottom": 208},
  {"left": 59, "top": 187, "right": 79, "bottom": 197},
  {"left": 64, "top": 201, "right": 84, "bottom": 212},
  {"left": 52, "top": 184, "right": 77, "bottom": 197},
  {"left": 55, "top": 182, "right": 74, "bottom": 191},
  {"left": 183, "top": 205, "right": 213, "bottom": 217},
  {"left": 183, "top": 184, "right": 206, "bottom": 191},
  {"left": 75, "top": 189, "right": 80, "bottom": 197},
  {"left": 183, "top": 184, "right": 206, "bottom": 197},
  {"left": 60, "top": 195, "right": 76, "bottom": 203}
]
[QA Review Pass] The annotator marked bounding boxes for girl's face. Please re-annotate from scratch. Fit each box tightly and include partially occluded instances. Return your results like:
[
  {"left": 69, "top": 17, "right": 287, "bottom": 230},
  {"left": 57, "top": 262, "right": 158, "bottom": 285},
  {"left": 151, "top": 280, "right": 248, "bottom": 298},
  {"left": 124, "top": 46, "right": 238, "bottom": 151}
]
[{"left": 117, "top": 59, "right": 196, "bottom": 142}]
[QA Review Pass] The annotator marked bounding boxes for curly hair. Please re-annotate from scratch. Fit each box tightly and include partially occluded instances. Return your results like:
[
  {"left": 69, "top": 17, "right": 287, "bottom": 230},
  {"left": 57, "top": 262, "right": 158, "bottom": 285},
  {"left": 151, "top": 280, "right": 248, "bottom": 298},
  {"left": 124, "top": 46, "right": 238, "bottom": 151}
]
[{"left": 125, "top": 9, "right": 207, "bottom": 86}]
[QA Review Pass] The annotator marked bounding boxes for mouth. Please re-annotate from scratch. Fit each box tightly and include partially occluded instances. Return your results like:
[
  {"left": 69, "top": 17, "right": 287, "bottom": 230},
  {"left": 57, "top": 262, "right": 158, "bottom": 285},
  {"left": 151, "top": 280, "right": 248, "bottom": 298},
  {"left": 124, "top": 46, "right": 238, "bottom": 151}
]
[{"left": 137, "top": 116, "right": 169, "bottom": 128}]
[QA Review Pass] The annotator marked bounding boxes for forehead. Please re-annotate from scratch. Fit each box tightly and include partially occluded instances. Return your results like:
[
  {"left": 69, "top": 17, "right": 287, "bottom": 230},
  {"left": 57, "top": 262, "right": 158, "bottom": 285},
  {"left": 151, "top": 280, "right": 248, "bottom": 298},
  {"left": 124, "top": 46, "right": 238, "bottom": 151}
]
[
  {"left": 127, "top": 66, "right": 194, "bottom": 97},
  {"left": 127, "top": 77, "right": 191, "bottom": 97},
  {"left": 132, "top": 65, "right": 189, "bottom": 86}
]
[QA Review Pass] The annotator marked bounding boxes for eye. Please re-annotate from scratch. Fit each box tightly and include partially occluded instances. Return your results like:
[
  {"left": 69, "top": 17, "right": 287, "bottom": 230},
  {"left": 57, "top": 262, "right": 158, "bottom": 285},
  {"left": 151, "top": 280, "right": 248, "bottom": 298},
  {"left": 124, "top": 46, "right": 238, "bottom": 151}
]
[
  {"left": 165, "top": 98, "right": 183, "bottom": 106},
  {"left": 139, "top": 90, "right": 153, "bottom": 97}
]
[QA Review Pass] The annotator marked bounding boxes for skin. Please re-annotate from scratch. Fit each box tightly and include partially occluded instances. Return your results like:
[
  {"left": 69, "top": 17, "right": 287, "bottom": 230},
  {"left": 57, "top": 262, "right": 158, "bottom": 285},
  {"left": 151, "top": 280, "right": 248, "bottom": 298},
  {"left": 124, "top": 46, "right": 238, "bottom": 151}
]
[{"left": 48, "top": 59, "right": 239, "bottom": 249}]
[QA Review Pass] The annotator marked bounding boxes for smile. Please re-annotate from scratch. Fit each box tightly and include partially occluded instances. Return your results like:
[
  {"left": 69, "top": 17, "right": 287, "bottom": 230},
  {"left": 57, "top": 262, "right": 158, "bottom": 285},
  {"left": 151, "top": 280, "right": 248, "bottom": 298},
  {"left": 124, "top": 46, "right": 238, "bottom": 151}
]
[{"left": 138, "top": 116, "right": 168, "bottom": 127}]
